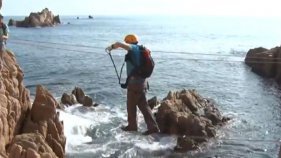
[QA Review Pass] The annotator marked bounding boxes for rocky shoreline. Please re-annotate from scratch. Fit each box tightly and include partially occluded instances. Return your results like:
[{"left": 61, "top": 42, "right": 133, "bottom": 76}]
[
  {"left": 245, "top": 46, "right": 281, "bottom": 84},
  {"left": 0, "top": 50, "right": 64, "bottom": 158}
]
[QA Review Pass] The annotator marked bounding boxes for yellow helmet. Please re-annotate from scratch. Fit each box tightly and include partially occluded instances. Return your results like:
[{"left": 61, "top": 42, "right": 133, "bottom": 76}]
[{"left": 124, "top": 34, "right": 138, "bottom": 44}]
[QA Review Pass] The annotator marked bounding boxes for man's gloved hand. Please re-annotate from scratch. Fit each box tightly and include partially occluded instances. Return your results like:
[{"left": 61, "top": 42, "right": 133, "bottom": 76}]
[{"left": 105, "top": 44, "right": 114, "bottom": 52}]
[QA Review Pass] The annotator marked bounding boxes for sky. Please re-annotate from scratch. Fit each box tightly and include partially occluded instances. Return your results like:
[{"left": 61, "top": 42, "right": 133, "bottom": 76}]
[{"left": 1, "top": 0, "right": 281, "bottom": 17}]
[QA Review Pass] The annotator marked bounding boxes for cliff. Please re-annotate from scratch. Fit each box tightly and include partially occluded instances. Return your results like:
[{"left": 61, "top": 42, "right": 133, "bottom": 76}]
[{"left": 0, "top": 49, "right": 65, "bottom": 158}]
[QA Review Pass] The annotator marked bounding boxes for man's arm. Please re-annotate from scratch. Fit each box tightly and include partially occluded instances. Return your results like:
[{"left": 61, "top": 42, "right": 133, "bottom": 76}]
[
  {"left": 112, "top": 42, "right": 132, "bottom": 51},
  {"left": 2, "top": 34, "right": 8, "bottom": 40}
]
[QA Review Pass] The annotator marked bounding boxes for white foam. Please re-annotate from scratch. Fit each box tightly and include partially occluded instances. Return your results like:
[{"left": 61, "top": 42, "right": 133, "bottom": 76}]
[
  {"left": 58, "top": 104, "right": 119, "bottom": 151},
  {"left": 135, "top": 135, "right": 177, "bottom": 151},
  {"left": 58, "top": 107, "right": 92, "bottom": 151},
  {"left": 59, "top": 103, "right": 178, "bottom": 156}
]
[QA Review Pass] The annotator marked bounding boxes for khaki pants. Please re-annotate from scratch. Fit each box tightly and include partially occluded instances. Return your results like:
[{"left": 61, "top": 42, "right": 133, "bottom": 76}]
[{"left": 126, "top": 81, "right": 159, "bottom": 131}]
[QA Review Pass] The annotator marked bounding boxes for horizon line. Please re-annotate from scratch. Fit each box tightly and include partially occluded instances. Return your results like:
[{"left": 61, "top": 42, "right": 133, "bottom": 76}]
[{"left": 3, "top": 13, "right": 281, "bottom": 18}]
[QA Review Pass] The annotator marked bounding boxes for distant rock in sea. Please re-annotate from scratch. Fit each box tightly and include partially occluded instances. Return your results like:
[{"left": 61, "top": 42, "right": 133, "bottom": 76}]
[
  {"left": 8, "top": 8, "right": 61, "bottom": 27},
  {"left": 89, "top": 15, "right": 93, "bottom": 19}
]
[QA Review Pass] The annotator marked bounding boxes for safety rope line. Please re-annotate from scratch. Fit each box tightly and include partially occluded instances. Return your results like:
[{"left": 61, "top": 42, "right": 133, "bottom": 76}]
[
  {"left": 153, "top": 50, "right": 243, "bottom": 57},
  {"left": 10, "top": 38, "right": 244, "bottom": 57},
  {"left": 8, "top": 39, "right": 281, "bottom": 64},
  {"left": 9, "top": 40, "right": 96, "bottom": 54},
  {"left": 11, "top": 38, "right": 106, "bottom": 50},
  {"left": 179, "top": 135, "right": 281, "bottom": 143},
  {"left": 10, "top": 38, "right": 241, "bottom": 57}
]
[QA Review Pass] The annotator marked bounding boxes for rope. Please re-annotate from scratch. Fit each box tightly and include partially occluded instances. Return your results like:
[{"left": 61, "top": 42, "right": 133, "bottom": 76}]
[
  {"left": 181, "top": 135, "right": 281, "bottom": 143},
  {"left": 11, "top": 38, "right": 105, "bottom": 50},
  {"left": 106, "top": 50, "right": 121, "bottom": 84},
  {"left": 8, "top": 38, "right": 281, "bottom": 64},
  {"left": 9, "top": 40, "right": 96, "bottom": 54}
]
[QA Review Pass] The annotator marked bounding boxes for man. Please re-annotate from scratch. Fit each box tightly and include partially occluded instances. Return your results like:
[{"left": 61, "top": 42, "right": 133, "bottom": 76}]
[
  {"left": 0, "top": 14, "right": 8, "bottom": 52},
  {"left": 0, "top": 14, "right": 8, "bottom": 71},
  {"left": 106, "top": 34, "right": 160, "bottom": 135}
]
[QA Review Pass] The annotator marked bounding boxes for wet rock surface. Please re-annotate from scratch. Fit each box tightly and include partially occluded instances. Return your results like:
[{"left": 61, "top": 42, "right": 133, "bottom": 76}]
[
  {"left": 245, "top": 46, "right": 281, "bottom": 83},
  {"left": 61, "top": 86, "right": 98, "bottom": 107},
  {"left": 155, "top": 89, "right": 229, "bottom": 152}
]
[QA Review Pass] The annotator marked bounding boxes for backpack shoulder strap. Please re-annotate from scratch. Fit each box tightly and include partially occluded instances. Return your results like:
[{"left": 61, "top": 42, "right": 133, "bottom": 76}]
[{"left": 125, "top": 45, "right": 141, "bottom": 66}]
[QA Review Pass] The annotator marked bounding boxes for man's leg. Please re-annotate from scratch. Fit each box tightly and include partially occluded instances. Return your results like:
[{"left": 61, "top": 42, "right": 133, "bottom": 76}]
[
  {"left": 137, "top": 89, "right": 159, "bottom": 134},
  {"left": 123, "top": 85, "right": 138, "bottom": 131}
]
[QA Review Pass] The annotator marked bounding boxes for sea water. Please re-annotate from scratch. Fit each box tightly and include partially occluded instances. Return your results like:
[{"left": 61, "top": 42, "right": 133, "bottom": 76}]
[{"left": 6, "top": 15, "right": 281, "bottom": 157}]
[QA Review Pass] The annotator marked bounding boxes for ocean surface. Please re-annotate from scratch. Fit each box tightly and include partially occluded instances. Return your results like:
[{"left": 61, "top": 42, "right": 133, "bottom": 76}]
[{"left": 6, "top": 15, "right": 281, "bottom": 158}]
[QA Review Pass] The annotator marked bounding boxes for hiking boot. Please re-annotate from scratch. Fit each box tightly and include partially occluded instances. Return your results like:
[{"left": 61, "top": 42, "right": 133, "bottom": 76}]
[
  {"left": 121, "top": 126, "right": 137, "bottom": 132},
  {"left": 142, "top": 128, "right": 159, "bottom": 135}
]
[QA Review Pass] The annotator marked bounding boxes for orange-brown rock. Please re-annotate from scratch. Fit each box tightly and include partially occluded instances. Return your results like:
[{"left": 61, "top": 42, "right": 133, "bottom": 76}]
[
  {"left": 30, "top": 85, "right": 58, "bottom": 122},
  {"left": 61, "top": 93, "right": 77, "bottom": 106},
  {"left": 21, "top": 85, "right": 66, "bottom": 158},
  {"left": 155, "top": 89, "right": 229, "bottom": 152},
  {"left": 8, "top": 8, "right": 60, "bottom": 27},
  {"left": 0, "top": 50, "right": 31, "bottom": 157},
  {"left": 0, "top": 49, "right": 65, "bottom": 157},
  {"left": 245, "top": 46, "right": 281, "bottom": 84},
  {"left": 61, "top": 86, "right": 96, "bottom": 107},
  {"left": 7, "top": 133, "right": 58, "bottom": 158}
]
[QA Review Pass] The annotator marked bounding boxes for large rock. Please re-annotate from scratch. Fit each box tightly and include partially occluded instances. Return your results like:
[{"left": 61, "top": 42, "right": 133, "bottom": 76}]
[
  {"left": 0, "top": 50, "right": 31, "bottom": 157},
  {"left": 8, "top": 8, "right": 60, "bottom": 27},
  {"left": 155, "top": 89, "right": 229, "bottom": 152},
  {"left": 148, "top": 96, "right": 159, "bottom": 110},
  {"left": 22, "top": 85, "right": 66, "bottom": 158},
  {"left": 60, "top": 87, "right": 97, "bottom": 107},
  {"left": 245, "top": 46, "right": 281, "bottom": 83},
  {"left": 0, "top": 50, "right": 65, "bottom": 157},
  {"left": 7, "top": 133, "right": 58, "bottom": 158},
  {"left": 61, "top": 93, "right": 77, "bottom": 106}
]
